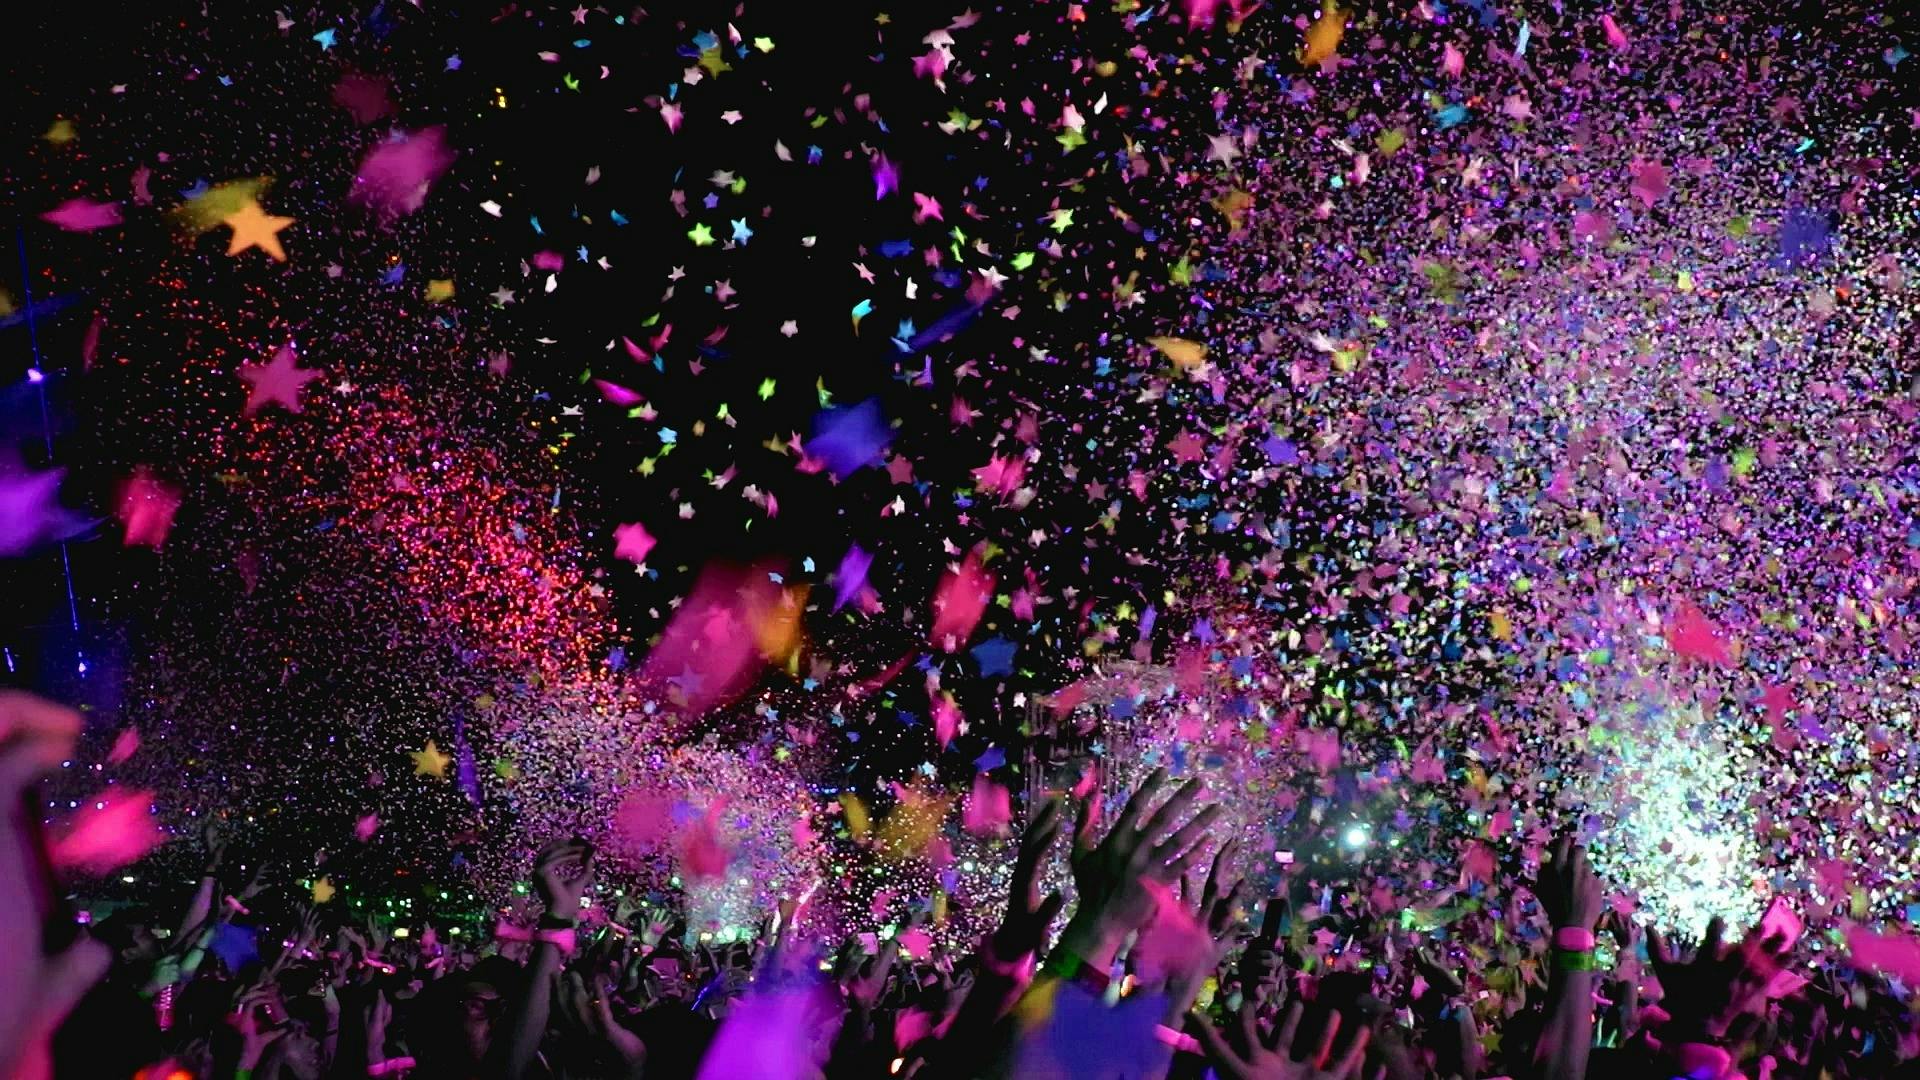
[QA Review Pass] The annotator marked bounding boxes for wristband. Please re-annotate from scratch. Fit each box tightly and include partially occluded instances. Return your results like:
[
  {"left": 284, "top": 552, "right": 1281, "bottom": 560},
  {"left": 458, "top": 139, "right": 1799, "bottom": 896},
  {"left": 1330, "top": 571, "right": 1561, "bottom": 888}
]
[
  {"left": 1154, "top": 1023, "right": 1202, "bottom": 1055},
  {"left": 496, "top": 920, "right": 574, "bottom": 951},
  {"left": 367, "top": 1057, "right": 417, "bottom": 1077},
  {"left": 980, "top": 936, "right": 1036, "bottom": 980},
  {"left": 1553, "top": 926, "right": 1596, "bottom": 952},
  {"left": 1041, "top": 946, "right": 1111, "bottom": 995},
  {"left": 1551, "top": 947, "right": 1600, "bottom": 973}
]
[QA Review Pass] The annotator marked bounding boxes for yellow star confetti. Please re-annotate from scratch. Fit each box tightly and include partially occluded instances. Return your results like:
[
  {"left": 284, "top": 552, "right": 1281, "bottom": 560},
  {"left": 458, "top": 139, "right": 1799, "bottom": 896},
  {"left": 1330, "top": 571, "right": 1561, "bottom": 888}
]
[
  {"left": 222, "top": 200, "right": 295, "bottom": 261},
  {"left": 411, "top": 739, "right": 452, "bottom": 778}
]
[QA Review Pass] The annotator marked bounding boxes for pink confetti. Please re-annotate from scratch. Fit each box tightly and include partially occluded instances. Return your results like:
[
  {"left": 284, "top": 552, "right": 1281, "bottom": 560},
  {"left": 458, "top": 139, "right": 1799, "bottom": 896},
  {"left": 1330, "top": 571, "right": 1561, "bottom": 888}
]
[
  {"left": 50, "top": 790, "right": 166, "bottom": 874},
  {"left": 640, "top": 562, "right": 776, "bottom": 714},
  {"left": 1601, "top": 13, "right": 1630, "bottom": 50},
  {"left": 930, "top": 553, "right": 994, "bottom": 651},
  {"left": 593, "top": 379, "right": 644, "bottom": 406},
  {"left": 1845, "top": 923, "right": 1920, "bottom": 983},
  {"left": 1183, "top": 0, "right": 1221, "bottom": 28},
  {"left": 1071, "top": 766, "right": 1099, "bottom": 799},
  {"left": 106, "top": 727, "right": 140, "bottom": 766},
  {"left": 40, "top": 198, "right": 121, "bottom": 231},
  {"left": 332, "top": 71, "right": 394, "bottom": 124},
  {"left": 81, "top": 314, "right": 105, "bottom": 370},
  {"left": 679, "top": 802, "right": 733, "bottom": 882},
  {"left": 963, "top": 773, "right": 1012, "bottom": 835},
  {"left": 1460, "top": 841, "right": 1496, "bottom": 884},
  {"left": 1132, "top": 878, "right": 1217, "bottom": 985},
  {"left": 971, "top": 455, "right": 1027, "bottom": 500},
  {"left": 1666, "top": 600, "right": 1733, "bottom": 665},
  {"left": 894, "top": 1006, "right": 936, "bottom": 1051},
  {"left": 118, "top": 468, "right": 181, "bottom": 549},
  {"left": 349, "top": 127, "right": 456, "bottom": 220},
  {"left": 612, "top": 521, "right": 657, "bottom": 564},
  {"left": 932, "top": 692, "right": 962, "bottom": 750},
  {"left": 1298, "top": 727, "right": 1341, "bottom": 772},
  {"left": 1630, "top": 159, "right": 1671, "bottom": 208},
  {"left": 895, "top": 927, "right": 933, "bottom": 959}
]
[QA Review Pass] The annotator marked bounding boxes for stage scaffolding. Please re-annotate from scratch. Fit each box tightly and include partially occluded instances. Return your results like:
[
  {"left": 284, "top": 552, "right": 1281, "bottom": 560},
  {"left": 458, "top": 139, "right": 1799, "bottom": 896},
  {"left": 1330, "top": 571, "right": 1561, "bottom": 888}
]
[{"left": 1019, "top": 659, "right": 1225, "bottom": 825}]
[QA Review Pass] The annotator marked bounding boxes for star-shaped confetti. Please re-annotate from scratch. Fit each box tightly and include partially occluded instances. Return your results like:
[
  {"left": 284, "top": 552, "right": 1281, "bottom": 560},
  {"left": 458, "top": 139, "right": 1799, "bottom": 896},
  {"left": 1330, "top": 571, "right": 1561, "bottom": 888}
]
[
  {"left": 613, "top": 521, "right": 657, "bottom": 564},
  {"left": 238, "top": 344, "right": 323, "bottom": 416},
  {"left": 221, "top": 199, "right": 295, "bottom": 261},
  {"left": 411, "top": 739, "right": 452, "bottom": 778}
]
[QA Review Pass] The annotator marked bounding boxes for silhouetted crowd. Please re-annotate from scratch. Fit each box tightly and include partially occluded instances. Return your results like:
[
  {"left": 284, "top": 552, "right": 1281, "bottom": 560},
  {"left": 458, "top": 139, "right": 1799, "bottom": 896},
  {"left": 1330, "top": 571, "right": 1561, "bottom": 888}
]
[{"left": 6, "top": 689, "right": 1917, "bottom": 1080}]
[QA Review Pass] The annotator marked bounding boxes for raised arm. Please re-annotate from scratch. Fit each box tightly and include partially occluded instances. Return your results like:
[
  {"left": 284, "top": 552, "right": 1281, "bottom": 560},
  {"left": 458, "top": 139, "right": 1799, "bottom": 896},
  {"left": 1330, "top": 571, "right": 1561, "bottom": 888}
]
[
  {"left": 1527, "top": 836, "right": 1604, "bottom": 1080},
  {"left": 487, "top": 838, "right": 595, "bottom": 1079}
]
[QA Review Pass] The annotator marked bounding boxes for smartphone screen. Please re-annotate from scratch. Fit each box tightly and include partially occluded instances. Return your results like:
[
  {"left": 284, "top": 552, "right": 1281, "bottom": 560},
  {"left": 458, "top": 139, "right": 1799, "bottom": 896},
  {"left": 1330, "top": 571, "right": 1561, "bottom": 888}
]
[{"left": 1260, "top": 897, "right": 1289, "bottom": 941}]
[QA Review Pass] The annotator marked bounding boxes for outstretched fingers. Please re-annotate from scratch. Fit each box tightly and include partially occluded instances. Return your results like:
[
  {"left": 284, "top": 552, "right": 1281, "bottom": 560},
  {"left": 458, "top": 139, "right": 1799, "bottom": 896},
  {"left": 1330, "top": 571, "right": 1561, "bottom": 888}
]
[
  {"left": 1112, "top": 767, "right": 1170, "bottom": 839},
  {"left": 1189, "top": 1011, "right": 1249, "bottom": 1079},
  {"left": 1154, "top": 804, "right": 1225, "bottom": 876},
  {"left": 1137, "top": 777, "right": 1208, "bottom": 843},
  {"left": 1271, "top": 999, "right": 1304, "bottom": 1053}
]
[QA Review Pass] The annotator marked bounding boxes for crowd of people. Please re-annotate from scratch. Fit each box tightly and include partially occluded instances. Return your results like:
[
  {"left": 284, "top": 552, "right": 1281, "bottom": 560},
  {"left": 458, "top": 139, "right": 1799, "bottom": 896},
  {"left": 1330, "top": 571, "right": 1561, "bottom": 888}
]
[{"left": 5, "top": 688, "right": 1919, "bottom": 1080}]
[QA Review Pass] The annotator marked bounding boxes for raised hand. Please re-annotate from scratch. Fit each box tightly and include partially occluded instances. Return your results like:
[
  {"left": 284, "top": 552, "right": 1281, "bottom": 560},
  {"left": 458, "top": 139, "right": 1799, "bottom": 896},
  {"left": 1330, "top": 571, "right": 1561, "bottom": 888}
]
[
  {"left": 1528, "top": 834, "right": 1607, "bottom": 1080},
  {"left": 235, "top": 859, "right": 275, "bottom": 903},
  {"left": 229, "top": 983, "right": 280, "bottom": 1072},
  {"left": 533, "top": 837, "right": 596, "bottom": 924},
  {"left": 838, "top": 923, "right": 907, "bottom": 1013},
  {"left": 583, "top": 973, "right": 647, "bottom": 1075},
  {"left": 1600, "top": 909, "right": 1643, "bottom": 980},
  {"left": 200, "top": 821, "right": 228, "bottom": 876},
  {"left": 1163, "top": 841, "right": 1247, "bottom": 1016},
  {"left": 0, "top": 692, "right": 111, "bottom": 1080},
  {"left": 293, "top": 904, "right": 323, "bottom": 952},
  {"left": 1645, "top": 916, "right": 1791, "bottom": 1043},
  {"left": 989, "top": 795, "right": 1067, "bottom": 961},
  {"left": 1535, "top": 835, "right": 1602, "bottom": 932},
  {"left": 1057, "top": 768, "right": 1224, "bottom": 971},
  {"left": 1192, "top": 1000, "right": 1375, "bottom": 1080},
  {"left": 1413, "top": 946, "right": 1467, "bottom": 999}
]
